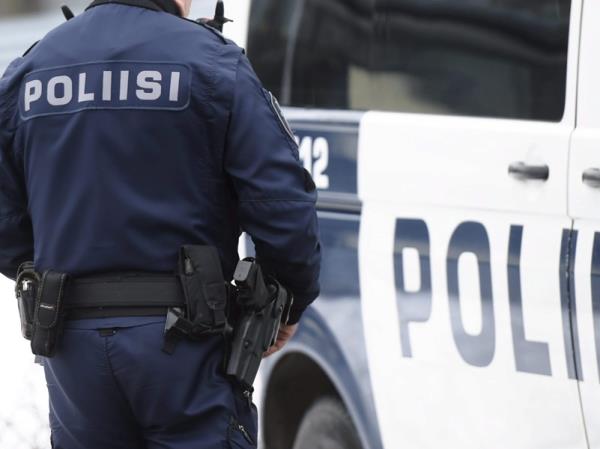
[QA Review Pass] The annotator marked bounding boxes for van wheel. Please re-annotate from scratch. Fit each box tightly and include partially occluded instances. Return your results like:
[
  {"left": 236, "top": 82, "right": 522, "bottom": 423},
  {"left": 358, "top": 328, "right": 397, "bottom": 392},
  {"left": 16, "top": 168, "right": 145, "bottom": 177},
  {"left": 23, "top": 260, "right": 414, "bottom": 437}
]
[{"left": 292, "top": 397, "right": 363, "bottom": 449}]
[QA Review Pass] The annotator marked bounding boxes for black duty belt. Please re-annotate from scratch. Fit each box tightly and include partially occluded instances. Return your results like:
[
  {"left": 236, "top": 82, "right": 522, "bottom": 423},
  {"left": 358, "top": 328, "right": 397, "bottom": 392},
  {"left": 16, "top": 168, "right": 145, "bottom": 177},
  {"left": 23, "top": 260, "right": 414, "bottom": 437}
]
[{"left": 63, "top": 274, "right": 185, "bottom": 320}]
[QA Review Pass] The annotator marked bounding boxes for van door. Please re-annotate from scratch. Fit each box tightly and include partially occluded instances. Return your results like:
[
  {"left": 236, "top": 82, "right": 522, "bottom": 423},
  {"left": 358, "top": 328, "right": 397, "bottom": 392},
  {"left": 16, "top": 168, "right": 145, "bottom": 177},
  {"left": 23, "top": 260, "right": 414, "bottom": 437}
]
[
  {"left": 354, "top": 1, "right": 587, "bottom": 448},
  {"left": 247, "top": 0, "right": 586, "bottom": 447},
  {"left": 569, "top": 1, "right": 600, "bottom": 447}
]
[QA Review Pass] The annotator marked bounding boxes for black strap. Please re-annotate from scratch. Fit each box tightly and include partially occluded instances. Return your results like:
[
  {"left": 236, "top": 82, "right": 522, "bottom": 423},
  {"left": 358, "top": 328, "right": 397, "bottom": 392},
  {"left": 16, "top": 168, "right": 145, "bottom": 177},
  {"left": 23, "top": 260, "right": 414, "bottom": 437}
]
[
  {"left": 22, "top": 41, "right": 39, "bottom": 57},
  {"left": 63, "top": 274, "right": 185, "bottom": 309},
  {"left": 162, "top": 305, "right": 226, "bottom": 354},
  {"left": 86, "top": 0, "right": 181, "bottom": 15},
  {"left": 35, "top": 271, "right": 67, "bottom": 329},
  {"left": 68, "top": 306, "right": 170, "bottom": 320},
  {"left": 31, "top": 271, "right": 68, "bottom": 357}
]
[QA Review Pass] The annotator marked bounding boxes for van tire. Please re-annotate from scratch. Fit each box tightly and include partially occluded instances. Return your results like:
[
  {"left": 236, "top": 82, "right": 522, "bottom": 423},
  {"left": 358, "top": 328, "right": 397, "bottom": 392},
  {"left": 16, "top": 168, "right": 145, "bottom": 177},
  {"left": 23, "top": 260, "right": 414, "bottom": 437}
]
[{"left": 292, "top": 397, "right": 363, "bottom": 449}]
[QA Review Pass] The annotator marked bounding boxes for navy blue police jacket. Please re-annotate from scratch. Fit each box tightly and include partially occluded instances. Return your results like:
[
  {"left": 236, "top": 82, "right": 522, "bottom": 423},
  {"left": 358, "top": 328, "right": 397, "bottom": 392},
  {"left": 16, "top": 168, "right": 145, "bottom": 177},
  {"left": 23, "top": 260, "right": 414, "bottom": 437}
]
[{"left": 0, "top": 1, "right": 321, "bottom": 323}]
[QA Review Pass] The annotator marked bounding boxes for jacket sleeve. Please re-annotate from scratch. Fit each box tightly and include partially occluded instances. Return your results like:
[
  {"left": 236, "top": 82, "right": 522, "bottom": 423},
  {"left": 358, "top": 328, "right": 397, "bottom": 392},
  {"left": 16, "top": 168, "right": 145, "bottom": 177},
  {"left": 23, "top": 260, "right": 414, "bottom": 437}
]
[
  {"left": 224, "top": 54, "right": 321, "bottom": 324},
  {"left": 0, "top": 59, "right": 33, "bottom": 279}
]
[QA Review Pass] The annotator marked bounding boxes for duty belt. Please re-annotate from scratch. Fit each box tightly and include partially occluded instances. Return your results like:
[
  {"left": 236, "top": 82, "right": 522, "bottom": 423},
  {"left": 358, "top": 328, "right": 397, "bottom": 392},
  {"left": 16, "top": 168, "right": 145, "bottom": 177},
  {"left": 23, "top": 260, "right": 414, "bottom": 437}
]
[
  {"left": 15, "top": 246, "right": 231, "bottom": 358},
  {"left": 14, "top": 246, "right": 293, "bottom": 392},
  {"left": 62, "top": 274, "right": 185, "bottom": 320}
]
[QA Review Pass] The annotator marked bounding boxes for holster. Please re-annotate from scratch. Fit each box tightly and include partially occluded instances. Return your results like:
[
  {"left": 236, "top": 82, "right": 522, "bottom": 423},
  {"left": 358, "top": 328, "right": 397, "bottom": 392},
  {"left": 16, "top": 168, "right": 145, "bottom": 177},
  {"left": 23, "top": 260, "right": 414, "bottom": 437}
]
[
  {"left": 226, "top": 259, "right": 294, "bottom": 389},
  {"left": 163, "top": 246, "right": 232, "bottom": 354},
  {"left": 16, "top": 264, "right": 69, "bottom": 358}
]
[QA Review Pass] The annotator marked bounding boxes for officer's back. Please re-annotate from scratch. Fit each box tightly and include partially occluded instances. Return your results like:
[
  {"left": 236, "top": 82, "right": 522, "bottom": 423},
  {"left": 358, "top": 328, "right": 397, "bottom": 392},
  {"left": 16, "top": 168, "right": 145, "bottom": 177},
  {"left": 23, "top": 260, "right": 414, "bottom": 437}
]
[
  {"left": 6, "top": 3, "right": 238, "bottom": 276},
  {"left": 2, "top": 1, "right": 319, "bottom": 307}
]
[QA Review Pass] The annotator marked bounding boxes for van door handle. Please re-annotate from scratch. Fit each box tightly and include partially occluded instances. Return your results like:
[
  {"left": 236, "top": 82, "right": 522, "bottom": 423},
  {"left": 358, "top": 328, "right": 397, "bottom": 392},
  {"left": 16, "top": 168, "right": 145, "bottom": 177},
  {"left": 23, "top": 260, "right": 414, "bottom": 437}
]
[
  {"left": 508, "top": 162, "right": 549, "bottom": 181},
  {"left": 582, "top": 168, "right": 600, "bottom": 188}
]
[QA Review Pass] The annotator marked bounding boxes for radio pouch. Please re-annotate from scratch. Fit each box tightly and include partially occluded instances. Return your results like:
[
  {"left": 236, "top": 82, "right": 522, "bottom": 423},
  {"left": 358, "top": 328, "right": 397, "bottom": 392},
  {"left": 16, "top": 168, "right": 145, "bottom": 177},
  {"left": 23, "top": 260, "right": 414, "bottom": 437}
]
[
  {"left": 179, "top": 245, "right": 229, "bottom": 329},
  {"left": 163, "top": 245, "right": 231, "bottom": 354},
  {"left": 31, "top": 270, "right": 68, "bottom": 357}
]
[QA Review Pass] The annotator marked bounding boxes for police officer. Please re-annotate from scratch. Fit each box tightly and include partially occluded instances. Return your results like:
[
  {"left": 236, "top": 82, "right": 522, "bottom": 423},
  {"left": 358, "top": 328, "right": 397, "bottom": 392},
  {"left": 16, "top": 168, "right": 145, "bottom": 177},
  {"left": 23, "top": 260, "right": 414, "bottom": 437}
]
[{"left": 0, "top": 0, "right": 321, "bottom": 447}]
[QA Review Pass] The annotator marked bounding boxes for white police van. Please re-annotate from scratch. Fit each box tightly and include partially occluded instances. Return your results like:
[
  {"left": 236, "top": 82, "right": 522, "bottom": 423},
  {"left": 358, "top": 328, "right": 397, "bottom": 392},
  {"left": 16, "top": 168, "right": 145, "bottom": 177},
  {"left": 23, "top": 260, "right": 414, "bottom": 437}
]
[{"left": 232, "top": 0, "right": 600, "bottom": 448}]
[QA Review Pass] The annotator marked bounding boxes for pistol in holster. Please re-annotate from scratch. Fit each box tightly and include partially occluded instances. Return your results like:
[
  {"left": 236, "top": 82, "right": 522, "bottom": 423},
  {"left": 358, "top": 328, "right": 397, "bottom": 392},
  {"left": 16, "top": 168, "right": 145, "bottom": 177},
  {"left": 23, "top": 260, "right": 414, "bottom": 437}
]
[
  {"left": 15, "top": 262, "right": 68, "bottom": 358},
  {"left": 226, "top": 258, "right": 294, "bottom": 389}
]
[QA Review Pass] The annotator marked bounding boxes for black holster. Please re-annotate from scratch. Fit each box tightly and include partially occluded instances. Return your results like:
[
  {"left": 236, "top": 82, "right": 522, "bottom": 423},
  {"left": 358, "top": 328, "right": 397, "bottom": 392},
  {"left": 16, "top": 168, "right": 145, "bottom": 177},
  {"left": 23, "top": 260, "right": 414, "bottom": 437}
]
[
  {"left": 226, "top": 258, "right": 294, "bottom": 389},
  {"left": 163, "top": 246, "right": 232, "bottom": 354},
  {"left": 16, "top": 263, "right": 68, "bottom": 358}
]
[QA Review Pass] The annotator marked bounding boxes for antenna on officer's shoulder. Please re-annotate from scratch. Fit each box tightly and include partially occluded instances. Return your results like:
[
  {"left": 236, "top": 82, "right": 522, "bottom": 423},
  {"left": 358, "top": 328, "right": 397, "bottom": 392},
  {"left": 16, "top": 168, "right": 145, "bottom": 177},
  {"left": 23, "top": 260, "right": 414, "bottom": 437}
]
[
  {"left": 61, "top": 5, "right": 75, "bottom": 21},
  {"left": 200, "top": 1, "right": 232, "bottom": 33},
  {"left": 214, "top": 1, "right": 233, "bottom": 32}
]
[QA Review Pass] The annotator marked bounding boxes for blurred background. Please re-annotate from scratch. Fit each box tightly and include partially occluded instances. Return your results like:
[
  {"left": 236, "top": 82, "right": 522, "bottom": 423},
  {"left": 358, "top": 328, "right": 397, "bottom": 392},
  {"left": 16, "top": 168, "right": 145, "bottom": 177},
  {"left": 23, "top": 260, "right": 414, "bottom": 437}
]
[{"left": 0, "top": 1, "right": 248, "bottom": 70}]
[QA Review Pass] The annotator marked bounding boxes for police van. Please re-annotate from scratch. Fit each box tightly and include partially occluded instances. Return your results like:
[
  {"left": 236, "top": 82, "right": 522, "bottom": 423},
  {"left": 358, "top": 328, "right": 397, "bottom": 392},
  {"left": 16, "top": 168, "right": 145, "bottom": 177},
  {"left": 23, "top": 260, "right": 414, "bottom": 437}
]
[
  {"left": 1, "top": 1, "right": 598, "bottom": 448},
  {"left": 232, "top": 0, "right": 600, "bottom": 448}
]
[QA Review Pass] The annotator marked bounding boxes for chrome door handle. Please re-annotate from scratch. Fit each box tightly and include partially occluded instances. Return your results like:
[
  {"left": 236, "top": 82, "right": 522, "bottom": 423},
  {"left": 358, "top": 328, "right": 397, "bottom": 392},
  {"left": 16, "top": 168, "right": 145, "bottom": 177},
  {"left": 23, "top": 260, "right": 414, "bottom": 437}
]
[
  {"left": 508, "top": 162, "right": 549, "bottom": 181},
  {"left": 582, "top": 168, "right": 600, "bottom": 188}
]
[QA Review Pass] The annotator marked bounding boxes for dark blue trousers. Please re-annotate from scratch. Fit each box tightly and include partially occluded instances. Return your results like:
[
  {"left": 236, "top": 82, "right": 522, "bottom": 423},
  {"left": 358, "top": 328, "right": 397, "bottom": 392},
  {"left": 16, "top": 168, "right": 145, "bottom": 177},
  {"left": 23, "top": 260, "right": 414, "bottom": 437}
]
[{"left": 43, "top": 317, "right": 257, "bottom": 449}]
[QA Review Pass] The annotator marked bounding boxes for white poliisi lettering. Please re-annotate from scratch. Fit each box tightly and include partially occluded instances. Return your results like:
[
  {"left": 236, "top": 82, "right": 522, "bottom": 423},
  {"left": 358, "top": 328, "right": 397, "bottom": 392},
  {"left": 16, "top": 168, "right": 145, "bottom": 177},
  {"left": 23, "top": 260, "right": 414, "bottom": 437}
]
[
  {"left": 136, "top": 71, "right": 162, "bottom": 101},
  {"left": 23, "top": 69, "right": 184, "bottom": 113},
  {"left": 78, "top": 73, "right": 95, "bottom": 102},
  {"left": 169, "top": 72, "right": 180, "bottom": 102},
  {"left": 102, "top": 71, "right": 112, "bottom": 101},
  {"left": 24, "top": 79, "right": 42, "bottom": 112},
  {"left": 47, "top": 76, "right": 73, "bottom": 106},
  {"left": 120, "top": 71, "right": 129, "bottom": 101}
]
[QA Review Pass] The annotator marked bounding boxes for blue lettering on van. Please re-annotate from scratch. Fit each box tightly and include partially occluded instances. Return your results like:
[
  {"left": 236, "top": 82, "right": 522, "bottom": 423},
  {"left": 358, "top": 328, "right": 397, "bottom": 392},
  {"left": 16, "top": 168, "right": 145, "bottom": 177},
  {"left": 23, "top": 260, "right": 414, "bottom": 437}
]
[
  {"left": 393, "top": 219, "right": 596, "bottom": 380},
  {"left": 447, "top": 222, "right": 496, "bottom": 368},
  {"left": 508, "top": 225, "right": 552, "bottom": 376},
  {"left": 19, "top": 61, "right": 191, "bottom": 120},
  {"left": 394, "top": 219, "right": 432, "bottom": 358}
]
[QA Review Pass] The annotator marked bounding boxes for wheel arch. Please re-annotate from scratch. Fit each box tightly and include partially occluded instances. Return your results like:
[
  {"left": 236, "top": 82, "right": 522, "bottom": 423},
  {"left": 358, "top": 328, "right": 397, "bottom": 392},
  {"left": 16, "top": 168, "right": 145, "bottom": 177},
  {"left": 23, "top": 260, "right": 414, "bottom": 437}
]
[{"left": 260, "top": 309, "right": 384, "bottom": 449}]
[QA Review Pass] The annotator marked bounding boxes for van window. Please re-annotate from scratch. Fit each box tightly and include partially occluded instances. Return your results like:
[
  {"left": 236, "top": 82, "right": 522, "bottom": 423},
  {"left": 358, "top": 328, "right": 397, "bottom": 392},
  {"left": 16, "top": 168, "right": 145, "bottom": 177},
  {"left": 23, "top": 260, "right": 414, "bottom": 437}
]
[{"left": 247, "top": 0, "right": 571, "bottom": 121}]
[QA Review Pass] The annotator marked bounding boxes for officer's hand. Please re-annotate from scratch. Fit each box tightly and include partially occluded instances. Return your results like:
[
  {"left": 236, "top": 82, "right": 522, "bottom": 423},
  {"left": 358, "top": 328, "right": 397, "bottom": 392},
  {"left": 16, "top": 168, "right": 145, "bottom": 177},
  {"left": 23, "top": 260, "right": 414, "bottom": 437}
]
[{"left": 263, "top": 324, "right": 298, "bottom": 358}]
